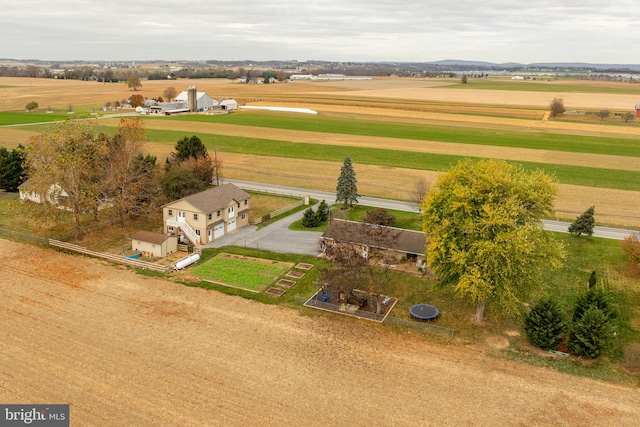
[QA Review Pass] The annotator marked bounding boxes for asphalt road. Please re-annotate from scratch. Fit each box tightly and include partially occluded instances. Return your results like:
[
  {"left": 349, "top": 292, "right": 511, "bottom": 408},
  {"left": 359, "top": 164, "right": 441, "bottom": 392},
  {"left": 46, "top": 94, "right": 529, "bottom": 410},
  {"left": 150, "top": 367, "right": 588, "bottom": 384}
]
[{"left": 226, "top": 179, "right": 637, "bottom": 241}]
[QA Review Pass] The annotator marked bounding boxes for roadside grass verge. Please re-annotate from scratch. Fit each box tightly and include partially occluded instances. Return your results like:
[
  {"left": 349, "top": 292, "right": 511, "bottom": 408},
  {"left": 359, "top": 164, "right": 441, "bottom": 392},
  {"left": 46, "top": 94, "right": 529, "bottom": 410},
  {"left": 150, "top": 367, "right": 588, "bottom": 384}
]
[
  {"left": 247, "top": 191, "right": 300, "bottom": 224},
  {"left": 331, "top": 205, "right": 422, "bottom": 231},
  {"left": 143, "top": 128, "right": 640, "bottom": 192}
]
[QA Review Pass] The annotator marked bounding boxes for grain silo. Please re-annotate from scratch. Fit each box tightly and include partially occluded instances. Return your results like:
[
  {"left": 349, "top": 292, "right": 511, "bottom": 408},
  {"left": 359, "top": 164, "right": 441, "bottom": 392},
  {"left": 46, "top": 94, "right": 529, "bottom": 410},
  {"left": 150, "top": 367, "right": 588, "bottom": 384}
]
[{"left": 187, "top": 86, "right": 198, "bottom": 112}]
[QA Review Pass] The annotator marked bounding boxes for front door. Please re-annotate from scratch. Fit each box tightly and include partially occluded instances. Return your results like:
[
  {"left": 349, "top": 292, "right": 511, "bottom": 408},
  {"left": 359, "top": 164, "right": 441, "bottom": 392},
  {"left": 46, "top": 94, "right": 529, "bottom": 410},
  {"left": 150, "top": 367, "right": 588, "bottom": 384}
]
[{"left": 208, "top": 229, "right": 212, "bottom": 242}]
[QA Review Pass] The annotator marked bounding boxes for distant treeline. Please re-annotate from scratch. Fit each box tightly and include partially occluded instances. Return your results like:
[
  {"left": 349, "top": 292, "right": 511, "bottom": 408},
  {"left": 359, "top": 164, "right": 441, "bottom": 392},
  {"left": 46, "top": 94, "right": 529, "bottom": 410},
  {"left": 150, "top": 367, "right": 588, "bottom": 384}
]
[{"left": 1, "top": 62, "right": 638, "bottom": 81}]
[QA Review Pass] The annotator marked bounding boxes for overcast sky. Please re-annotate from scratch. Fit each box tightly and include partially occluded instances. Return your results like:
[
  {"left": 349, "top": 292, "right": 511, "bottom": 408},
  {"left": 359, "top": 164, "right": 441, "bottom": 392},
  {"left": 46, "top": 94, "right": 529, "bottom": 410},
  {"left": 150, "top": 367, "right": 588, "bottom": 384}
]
[{"left": 1, "top": 0, "right": 639, "bottom": 64}]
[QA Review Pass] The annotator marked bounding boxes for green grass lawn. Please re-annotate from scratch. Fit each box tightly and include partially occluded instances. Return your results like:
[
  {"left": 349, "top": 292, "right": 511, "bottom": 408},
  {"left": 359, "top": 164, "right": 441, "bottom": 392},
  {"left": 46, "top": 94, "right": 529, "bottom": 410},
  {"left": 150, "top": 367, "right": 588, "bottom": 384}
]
[{"left": 190, "top": 253, "right": 293, "bottom": 292}]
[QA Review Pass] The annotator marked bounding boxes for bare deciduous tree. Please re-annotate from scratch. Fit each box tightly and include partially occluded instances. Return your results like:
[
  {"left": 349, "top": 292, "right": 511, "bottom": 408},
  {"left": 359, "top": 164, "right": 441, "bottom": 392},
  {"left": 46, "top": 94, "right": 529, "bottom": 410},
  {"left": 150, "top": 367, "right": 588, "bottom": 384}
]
[
  {"left": 622, "top": 112, "right": 636, "bottom": 123},
  {"left": 596, "top": 110, "right": 610, "bottom": 121},
  {"left": 411, "top": 178, "right": 429, "bottom": 212},
  {"left": 162, "top": 86, "right": 178, "bottom": 101},
  {"left": 549, "top": 98, "right": 565, "bottom": 118}
]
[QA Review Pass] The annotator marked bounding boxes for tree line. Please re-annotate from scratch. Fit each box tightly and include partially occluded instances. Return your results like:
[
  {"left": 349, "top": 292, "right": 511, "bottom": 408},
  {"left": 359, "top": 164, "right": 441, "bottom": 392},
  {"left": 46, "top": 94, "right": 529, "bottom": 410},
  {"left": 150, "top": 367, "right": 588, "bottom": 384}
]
[{"left": 2, "top": 118, "right": 221, "bottom": 240}]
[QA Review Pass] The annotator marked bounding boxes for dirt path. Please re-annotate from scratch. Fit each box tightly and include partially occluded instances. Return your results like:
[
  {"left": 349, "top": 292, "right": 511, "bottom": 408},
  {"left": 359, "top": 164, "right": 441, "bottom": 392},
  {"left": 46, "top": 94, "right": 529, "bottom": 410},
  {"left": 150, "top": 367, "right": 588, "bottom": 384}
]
[{"left": 1, "top": 240, "right": 638, "bottom": 426}]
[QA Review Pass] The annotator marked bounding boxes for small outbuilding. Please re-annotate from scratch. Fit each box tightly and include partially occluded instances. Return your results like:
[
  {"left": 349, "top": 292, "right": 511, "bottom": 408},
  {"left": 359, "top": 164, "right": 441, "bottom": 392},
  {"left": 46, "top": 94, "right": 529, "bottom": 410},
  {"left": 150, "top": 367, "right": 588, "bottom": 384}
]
[
  {"left": 220, "top": 99, "right": 238, "bottom": 110},
  {"left": 131, "top": 230, "right": 178, "bottom": 259},
  {"left": 635, "top": 103, "right": 640, "bottom": 117}
]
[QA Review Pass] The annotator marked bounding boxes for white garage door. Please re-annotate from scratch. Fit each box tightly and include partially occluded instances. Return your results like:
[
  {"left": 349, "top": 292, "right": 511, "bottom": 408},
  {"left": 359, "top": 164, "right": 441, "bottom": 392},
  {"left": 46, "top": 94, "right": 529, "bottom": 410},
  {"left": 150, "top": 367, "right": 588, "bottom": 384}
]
[
  {"left": 214, "top": 223, "right": 224, "bottom": 238},
  {"left": 227, "top": 219, "right": 236, "bottom": 232}
]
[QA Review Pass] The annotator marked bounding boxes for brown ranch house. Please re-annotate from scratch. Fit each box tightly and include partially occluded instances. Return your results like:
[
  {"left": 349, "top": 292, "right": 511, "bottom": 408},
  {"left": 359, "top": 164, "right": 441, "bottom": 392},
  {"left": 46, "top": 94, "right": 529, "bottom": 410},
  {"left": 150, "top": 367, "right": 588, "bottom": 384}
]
[
  {"left": 162, "top": 183, "right": 250, "bottom": 246},
  {"left": 321, "top": 219, "right": 426, "bottom": 267}
]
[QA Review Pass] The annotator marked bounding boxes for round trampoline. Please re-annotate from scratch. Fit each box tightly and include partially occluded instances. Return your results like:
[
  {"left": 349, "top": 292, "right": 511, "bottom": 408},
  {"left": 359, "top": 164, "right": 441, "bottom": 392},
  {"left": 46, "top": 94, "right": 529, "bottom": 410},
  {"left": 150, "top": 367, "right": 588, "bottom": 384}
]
[{"left": 409, "top": 304, "right": 439, "bottom": 321}]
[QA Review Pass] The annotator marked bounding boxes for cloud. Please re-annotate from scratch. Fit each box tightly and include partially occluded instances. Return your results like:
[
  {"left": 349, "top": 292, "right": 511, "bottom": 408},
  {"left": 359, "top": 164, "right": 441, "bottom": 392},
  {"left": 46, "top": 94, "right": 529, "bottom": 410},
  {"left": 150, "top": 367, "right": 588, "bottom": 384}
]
[{"left": 1, "top": 0, "right": 638, "bottom": 63}]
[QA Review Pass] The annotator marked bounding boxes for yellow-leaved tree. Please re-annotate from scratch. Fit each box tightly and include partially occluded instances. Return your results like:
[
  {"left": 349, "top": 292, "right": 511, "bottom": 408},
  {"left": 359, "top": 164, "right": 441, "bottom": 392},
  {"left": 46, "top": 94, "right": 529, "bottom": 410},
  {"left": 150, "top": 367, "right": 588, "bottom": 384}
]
[{"left": 421, "top": 159, "right": 565, "bottom": 324}]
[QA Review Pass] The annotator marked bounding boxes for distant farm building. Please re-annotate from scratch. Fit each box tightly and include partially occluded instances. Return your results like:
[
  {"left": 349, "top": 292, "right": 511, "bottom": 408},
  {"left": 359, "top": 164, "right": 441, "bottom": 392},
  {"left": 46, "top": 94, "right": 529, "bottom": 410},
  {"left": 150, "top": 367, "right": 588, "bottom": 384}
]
[
  {"left": 219, "top": 99, "right": 238, "bottom": 110},
  {"left": 635, "top": 103, "right": 640, "bottom": 117},
  {"left": 174, "top": 89, "right": 217, "bottom": 111}
]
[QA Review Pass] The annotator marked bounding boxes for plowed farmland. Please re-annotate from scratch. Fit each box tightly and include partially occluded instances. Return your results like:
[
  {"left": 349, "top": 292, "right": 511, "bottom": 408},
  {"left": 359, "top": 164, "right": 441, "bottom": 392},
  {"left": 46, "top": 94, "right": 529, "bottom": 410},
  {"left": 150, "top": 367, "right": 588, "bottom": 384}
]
[{"left": 1, "top": 240, "right": 639, "bottom": 426}]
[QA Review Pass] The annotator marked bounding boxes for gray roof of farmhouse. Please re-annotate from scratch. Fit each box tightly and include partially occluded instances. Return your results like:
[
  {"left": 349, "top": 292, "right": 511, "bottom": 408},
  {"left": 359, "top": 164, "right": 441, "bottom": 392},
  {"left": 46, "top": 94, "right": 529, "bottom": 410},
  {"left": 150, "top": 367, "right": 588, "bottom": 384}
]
[
  {"left": 173, "top": 183, "right": 250, "bottom": 213},
  {"left": 322, "top": 219, "right": 426, "bottom": 255}
]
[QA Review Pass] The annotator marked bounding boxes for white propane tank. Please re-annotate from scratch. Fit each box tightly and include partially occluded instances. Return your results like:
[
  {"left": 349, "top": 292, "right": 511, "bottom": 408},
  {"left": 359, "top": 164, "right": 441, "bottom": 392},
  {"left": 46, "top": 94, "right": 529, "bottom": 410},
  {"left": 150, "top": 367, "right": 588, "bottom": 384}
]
[{"left": 175, "top": 253, "right": 200, "bottom": 270}]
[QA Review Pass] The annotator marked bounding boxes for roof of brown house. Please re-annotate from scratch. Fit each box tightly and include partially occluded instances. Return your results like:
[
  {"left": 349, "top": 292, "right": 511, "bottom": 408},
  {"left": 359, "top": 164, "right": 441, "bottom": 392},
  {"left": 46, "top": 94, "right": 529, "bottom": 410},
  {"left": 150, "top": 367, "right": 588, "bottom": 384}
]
[
  {"left": 132, "top": 230, "right": 169, "bottom": 245},
  {"left": 322, "top": 219, "right": 426, "bottom": 255},
  {"left": 166, "top": 183, "right": 250, "bottom": 213}
]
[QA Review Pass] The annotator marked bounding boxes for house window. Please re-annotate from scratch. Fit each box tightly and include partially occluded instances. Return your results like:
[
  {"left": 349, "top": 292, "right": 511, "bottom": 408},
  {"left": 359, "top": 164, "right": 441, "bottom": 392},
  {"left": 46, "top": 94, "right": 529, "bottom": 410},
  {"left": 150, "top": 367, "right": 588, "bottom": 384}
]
[
  {"left": 196, "top": 229, "right": 201, "bottom": 236},
  {"left": 193, "top": 213, "right": 198, "bottom": 221},
  {"left": 168, "top": 226, "right": 174, "bottom": 231},
  {"left": 244, "top": 200, "right": 248, "bottom": 206},
  {"left": 168, "top": 209, "right": 173, "bottom": 216},
  {"left": 242, "top": 213, "right": 246, "bottom": 220},
  {"left": 237, "top": 202, "right": 240, "bottom": 208},
  {"left": 208, "top": 213, "right": 212, "bottom": 220},
  {"left": 217, "top": 210, "right": 221, "bottom": 217}
]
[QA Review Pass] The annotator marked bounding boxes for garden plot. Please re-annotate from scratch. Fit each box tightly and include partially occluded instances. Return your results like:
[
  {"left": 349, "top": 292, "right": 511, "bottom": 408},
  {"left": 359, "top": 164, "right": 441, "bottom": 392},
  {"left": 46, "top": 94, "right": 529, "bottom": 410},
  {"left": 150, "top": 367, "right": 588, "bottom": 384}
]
[{"left": 191, "top": 253, "right": 293, "bottom": 292}]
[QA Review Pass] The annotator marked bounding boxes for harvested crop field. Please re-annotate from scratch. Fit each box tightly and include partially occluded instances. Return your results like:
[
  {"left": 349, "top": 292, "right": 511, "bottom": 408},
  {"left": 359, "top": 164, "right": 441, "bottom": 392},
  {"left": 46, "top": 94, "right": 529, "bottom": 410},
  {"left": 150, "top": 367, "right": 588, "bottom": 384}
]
[
  {"left": 1, "top": 239, "right": 639, "bottom": 426},
  {"left": 3, "top": 76, "right": 640, "bottom": 227}
]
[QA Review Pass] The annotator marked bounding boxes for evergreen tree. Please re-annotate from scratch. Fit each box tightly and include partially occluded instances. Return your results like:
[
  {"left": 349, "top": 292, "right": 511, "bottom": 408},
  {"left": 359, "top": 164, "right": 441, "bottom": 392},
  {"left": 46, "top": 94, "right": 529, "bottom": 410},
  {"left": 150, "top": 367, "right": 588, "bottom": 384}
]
[
  {"left": 316, "top": 200, "right": 330, "bottom": 222},
  {"left": 568, "top": 307, "right": 612, "bottom": 358},
  {"left": 568, "top": 206, "right": 595, "bottom": 237},
  {"left": 301, "top": 207, "right": 320, "bottom": 228},
  {"left": 335, "top": 156, "right": 359, "bottom": 209},
  {"left": 573, "top": 287, "right": 618, "bottom": 322},
  {"left": 0, "top": 145, "right": 27, "bottom": 192},
  {"left": 173, "top": 135, "right": 209, "bottom": 162},
  {"left": 524, "top": 298, "right": 567, "bottom": 350}
]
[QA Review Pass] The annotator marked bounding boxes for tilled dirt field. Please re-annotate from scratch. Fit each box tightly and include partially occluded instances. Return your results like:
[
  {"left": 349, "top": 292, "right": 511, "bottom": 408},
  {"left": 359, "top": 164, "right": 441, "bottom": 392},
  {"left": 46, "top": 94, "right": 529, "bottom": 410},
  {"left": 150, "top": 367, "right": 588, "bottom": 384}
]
[{"left": 1, "top": 240, "right": 639, "bottom": 426}]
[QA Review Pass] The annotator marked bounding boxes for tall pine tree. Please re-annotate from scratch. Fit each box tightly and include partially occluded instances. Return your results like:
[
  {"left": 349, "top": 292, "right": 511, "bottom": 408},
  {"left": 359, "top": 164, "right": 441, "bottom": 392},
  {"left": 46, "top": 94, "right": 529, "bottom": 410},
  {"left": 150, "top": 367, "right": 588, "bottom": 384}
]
[{"left": 335, "top": 156, "right": 359, "bottom": 209}]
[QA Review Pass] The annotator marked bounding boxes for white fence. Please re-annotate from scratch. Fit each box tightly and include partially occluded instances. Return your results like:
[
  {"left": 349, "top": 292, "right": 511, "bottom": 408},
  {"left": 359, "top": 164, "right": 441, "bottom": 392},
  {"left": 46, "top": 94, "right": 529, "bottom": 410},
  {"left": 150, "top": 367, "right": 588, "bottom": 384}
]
[{"left": 49, "top": 239, "right": 185, "bottom": 273}]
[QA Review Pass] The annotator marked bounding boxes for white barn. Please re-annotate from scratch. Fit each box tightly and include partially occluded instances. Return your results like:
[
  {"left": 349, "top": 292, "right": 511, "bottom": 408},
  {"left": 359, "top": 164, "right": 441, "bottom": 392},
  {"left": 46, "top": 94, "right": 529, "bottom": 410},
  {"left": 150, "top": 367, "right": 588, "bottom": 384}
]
[{"left": 174, "top": 91, "right": 217, "bottom": 111}]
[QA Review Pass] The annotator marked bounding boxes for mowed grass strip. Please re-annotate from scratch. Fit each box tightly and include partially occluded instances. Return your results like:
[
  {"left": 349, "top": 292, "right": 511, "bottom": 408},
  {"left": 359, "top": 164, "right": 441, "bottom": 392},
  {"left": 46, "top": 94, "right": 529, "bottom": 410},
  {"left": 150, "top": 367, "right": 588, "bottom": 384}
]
[
  {"left": 0, "top": 112, "right": 71, "bottom": 125},
  {"left": 191, "top": 254, "right": 292, "bottom": 292},
  {"left": 144, "top": 128, "right": 640, "bottom": 192},
  {"left": 157, "top": 112, "right": 640, "bottom": 158}
]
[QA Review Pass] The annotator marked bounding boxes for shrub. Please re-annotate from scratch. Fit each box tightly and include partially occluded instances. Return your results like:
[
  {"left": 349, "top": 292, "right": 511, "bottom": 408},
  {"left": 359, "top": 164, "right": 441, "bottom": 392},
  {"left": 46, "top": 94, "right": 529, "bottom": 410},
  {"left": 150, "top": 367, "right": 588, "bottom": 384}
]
[
  {"left": 25, "top": 101, "right": 38, "bottom": 112},
  {"left": 301, "top": 207, "right": 320, "bottom": 228},
  {"left": 524, "top": 298, "right": 568, "bottom": 350},
  {"left": 363, "top": 208, "right": 396, "bottom": 226},
  {"left": 622, "top": 343, "right": 640, "bottom": 373},
  {"left": 572, "top": 288, "right": 618, "bottom": 322},
  {"left": 622, "top": 233, "right": 640, "bottom": 263},
  {"left": 316, "top": 200, "right": 330, "bottom": 222},
  {"left": 568, "top": 307, "right": 612, "bottom": 358}
]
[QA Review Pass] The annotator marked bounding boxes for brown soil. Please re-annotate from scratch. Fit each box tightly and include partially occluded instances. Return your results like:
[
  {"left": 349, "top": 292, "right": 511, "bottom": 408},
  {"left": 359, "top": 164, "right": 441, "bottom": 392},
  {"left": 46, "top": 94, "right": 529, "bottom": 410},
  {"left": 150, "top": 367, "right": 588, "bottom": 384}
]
[{"left": 2, "top": 239, "right": 638, "bottom": 426}]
